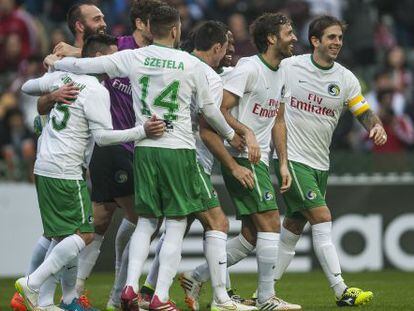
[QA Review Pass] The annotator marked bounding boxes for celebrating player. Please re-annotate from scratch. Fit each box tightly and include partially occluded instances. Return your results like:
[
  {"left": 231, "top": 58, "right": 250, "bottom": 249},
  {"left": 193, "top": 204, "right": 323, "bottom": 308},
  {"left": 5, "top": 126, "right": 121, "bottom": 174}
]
[
  {"left": 185, "top": 13, "right": 301, "bottom": 311},
  {"left": 138, "top": 21, "right": 256, "bottom": 311},
  {"left": 15, "top": 34, "right": 165, "bottom": 311},
  {"left": 273, "top": 15, "right": 385, "bottom": 307},
  {"left": 48, "top": 5, "right": 243, "bottom": 311}
]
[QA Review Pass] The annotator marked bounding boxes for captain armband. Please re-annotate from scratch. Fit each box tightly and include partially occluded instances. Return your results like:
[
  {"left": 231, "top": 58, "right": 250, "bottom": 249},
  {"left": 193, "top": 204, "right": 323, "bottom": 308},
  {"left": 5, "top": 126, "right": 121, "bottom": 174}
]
[{"left": 347, "top": 94, "right": 370, "bottom": 117}]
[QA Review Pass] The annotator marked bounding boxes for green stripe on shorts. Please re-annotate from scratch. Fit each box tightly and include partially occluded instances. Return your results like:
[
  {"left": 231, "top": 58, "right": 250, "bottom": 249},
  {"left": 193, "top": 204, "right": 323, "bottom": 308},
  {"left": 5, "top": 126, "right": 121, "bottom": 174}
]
[
  {"left": 35, "top": 175, "right": 94, "bottom": 237},
  {"left": 134, "top": 147, "right": 204, "bottom": 217},
  {"left": 274, "top": 159, "right": 328, "bottom": 218},
  {"left": 221, "top": 158, "right": 277, "bottom": 218},
  {"left": 197, "top": 162, "right": 220, "bottom": 210}
]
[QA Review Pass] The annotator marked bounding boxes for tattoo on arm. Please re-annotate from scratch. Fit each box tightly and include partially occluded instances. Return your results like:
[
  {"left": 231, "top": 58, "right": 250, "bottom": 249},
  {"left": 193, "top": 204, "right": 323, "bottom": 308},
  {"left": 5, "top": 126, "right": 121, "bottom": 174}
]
[{"left": 357, "top": 109, "right": 382, "bottom": 131}]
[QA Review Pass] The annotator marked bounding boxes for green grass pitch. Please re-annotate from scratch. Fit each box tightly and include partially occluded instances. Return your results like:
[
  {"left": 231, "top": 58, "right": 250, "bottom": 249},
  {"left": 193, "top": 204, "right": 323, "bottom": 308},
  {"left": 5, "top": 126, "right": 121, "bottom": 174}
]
[{"left": 1, "top": 271, "right": 414, "bottom": 310}]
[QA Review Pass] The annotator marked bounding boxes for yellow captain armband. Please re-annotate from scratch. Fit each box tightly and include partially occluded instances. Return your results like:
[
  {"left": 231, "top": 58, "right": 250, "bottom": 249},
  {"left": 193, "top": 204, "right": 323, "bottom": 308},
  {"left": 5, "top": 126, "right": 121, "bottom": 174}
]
[{"left": 347, "top": 94, "right": 370, "bottom": 117}]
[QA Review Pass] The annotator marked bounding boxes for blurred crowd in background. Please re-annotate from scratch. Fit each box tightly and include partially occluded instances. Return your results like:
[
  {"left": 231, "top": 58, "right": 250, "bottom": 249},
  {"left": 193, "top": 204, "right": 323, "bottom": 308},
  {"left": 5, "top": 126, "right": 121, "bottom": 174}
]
[{"left": 1, "top": 0, "right": 414, "bottom": 182}]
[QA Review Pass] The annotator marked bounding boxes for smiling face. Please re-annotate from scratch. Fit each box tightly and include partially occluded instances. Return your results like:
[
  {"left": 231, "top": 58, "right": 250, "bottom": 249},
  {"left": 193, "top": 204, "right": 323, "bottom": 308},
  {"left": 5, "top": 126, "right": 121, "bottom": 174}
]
[
  {"left": 276, "top": 23, "right": 297, "bottom": 58},
  {"left": 313, "top": 24, "right": 343, "bottom": 62},
  {"left": 79, "top": 5, "right": 107, "bottom": 39}
]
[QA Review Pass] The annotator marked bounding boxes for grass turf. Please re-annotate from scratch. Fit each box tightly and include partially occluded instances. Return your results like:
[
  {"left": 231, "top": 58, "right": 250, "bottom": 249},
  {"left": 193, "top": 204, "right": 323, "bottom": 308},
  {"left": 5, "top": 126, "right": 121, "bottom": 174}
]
[{"left": 2, "top": 271, "right": 414, "bottom": 310}]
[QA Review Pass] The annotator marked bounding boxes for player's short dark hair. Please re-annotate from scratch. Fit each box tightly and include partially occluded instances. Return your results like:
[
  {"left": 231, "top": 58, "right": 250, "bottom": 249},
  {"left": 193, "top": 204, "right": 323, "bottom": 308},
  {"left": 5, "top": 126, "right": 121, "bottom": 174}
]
[
  {"left": 149, "top": 5, "right": 180, "bottom": 38},
  {"left": 129, "top": 0, "right": 165, "bottom": 31},
  {"left": 308, "top": 15, "right": 347, "bottom": 48},
  {"left": 250, "top": 13, "right": 291, "bottom": 53},
  {"left": 81, "top": 34, "right": 117, "bottom": 57},
  {"left": 193, "top": 21, "right": 228, "bottom": 51},
  {"left": 67, "top": 1, "right": 98, "bottom": 35}
]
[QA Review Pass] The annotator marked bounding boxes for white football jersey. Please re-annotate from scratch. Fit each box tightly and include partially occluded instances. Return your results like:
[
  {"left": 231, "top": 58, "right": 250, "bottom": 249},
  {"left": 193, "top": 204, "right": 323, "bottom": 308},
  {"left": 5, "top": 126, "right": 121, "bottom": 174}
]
[
  {"left": 34, "top": 71, "right": 112, "bottom": 180},
  {"left": 100, "top": 44, "right": 214, "bottom": 150},
  {"left": 191, "top": 60, "right": 223, "bottom": 175},
  {"left": 224, "top": 55, "right": 290, "bottom": 165},
  {"left": 275, "top": 54, "right": 369, "bottom": 171}
]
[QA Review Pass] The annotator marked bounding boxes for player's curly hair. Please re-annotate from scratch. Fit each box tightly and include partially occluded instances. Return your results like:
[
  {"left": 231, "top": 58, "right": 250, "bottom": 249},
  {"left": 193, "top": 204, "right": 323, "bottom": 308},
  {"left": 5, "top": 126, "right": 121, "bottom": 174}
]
[
  {"left": 308, "top": 15, "right": 347, "bottom": 49},
  {"left": 250, "top": 13, "right": 291, "bottom": 53},
  {"left": 129, "top": 0, "right": 165, "bottom": 31}
]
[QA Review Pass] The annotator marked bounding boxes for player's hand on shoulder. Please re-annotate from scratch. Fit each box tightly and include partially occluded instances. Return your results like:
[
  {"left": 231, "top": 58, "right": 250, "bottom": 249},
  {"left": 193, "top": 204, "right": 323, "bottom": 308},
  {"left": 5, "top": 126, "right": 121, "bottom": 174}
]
[
  {"left": 279, "top": 164, "right": 292, "bottom": 193},
  {"left": 231, "top": 164, "right": 255, "bottom": 190},
  {"left": 53, "top": 42, "right": 81, "bottom": 58},
  {"left": 43, "top": 54, "right": 61, "bottom": 70},
  {"left": 52, "top": 82, "right": 79, "bottom": 105},
  {"left": 144, "top": 114, "right": 166, "bottom": 138},
  {"left": 228, "top": 132, "right": 245, "bottom": 152},
  {"left": 244, "top": 129, "right": 261, "bottom": 164},
  {"left": 369, "top": 124, "right": 387, "bottom": 146}
]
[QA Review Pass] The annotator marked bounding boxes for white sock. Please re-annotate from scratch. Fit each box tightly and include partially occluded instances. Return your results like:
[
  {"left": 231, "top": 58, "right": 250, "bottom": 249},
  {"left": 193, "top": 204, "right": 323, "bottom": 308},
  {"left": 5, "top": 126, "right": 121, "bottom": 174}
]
[
  {"left": 154, "top": 218, "right": 187, "bottom": 302},
  {"left": 256, "top": 232, "right": 279, "bottom": 304},
  {"left": 192, "top": 233, "right": 254, "bottom": 284},
  {"left": 205, "top": 230, "right": 229, "bottom": 304},
  {"left": 27, "top": 236, "right": 51, "bottom": 275},
  {"left": 274, "top": 227, "right": 300, "bottom": 280},
  {"left": 76, "top": 234, "right": 104, "bottom": 294},
  {"left": 37, "top": 240, "right": 59, "bottom": 307},
  {"left": 28, "top": 235, "right": 85, "bottom": 291},
  {"left": 61, "top": 257, "right": 79, "bottom": 304},
  {"left": 145, "top": 233, "right": 165, "bottom": 289},
  {"left": 312, "top": 222, "right": 347, "bottom": 298},
  {"left": 38, "top": 274, "right": 59, "bottom": 307},
  {"left": 110, "top": 241, "right": 129, "bottom": 305},
  {"left": 115, "top": 219, "right": 136, "bottom": 273},
  {"left": 125, "top": 217, "right": 158, "bottom": 292}
]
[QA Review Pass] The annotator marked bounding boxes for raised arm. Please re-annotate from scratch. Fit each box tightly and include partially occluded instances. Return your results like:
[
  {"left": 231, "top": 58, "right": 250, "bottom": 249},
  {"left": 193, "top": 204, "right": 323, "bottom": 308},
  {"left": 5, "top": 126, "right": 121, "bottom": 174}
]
[
  {"left": 53, "top": 42, "right": 82, "bottom": 58},
  {"left": 47, "top": 50, "right": 134, "bottom": 79},
  {"left": 272, "top": 103, "right": 291, "bottom": 193}
]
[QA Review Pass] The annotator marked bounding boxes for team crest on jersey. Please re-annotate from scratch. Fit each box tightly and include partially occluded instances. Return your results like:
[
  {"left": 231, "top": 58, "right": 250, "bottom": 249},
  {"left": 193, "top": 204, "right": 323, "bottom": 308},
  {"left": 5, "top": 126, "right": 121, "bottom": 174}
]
[
  {"left": 115, "top": 170, "right": 128, "bottom": 184},
  {"left": 328, "top": 83, "right": 340, "bottom": 96},
  {"left": 264, "top": 191, "right": 274, "bottom": 201},
  {"left": 88, "top": 215, "right": 94, "bottom": 224},
  {"left": 306, "top": 190, "right": 317, "bottom": 200},
  {"left": 211, "top": 189, "right": 218, "bottom": 198}
]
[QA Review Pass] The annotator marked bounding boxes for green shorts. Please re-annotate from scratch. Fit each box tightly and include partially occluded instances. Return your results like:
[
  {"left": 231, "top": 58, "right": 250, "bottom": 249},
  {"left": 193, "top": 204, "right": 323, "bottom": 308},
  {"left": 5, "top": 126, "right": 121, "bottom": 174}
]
[
  {"left": 274, "top": 159, "right": 328, "bottom": 218},
  {"left": 221, "top": 158, "right": 277, "bottom": 218},
  {"left": 35, "top": 175, "right": 94, "bottom": 238},
  {"left": 134, "top": 147, "right": 204, "bottom": 217},
  {"left": 197, "top": 163, "right": 220, "bottom": 211}
]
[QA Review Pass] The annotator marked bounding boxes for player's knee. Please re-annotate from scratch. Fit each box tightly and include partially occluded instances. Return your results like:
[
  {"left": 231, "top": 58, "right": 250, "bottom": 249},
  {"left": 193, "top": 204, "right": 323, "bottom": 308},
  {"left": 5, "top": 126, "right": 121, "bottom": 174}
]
[
  {"left": 214, "top": 215, "right": 229, "bottom": 233},
  {"left": 284, "top": 218, "right": 306, "bottom": 235}
]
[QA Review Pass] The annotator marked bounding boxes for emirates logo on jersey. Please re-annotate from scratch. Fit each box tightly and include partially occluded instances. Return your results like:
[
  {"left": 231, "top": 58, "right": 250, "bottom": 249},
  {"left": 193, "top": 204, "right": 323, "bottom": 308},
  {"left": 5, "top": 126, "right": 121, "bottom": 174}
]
[
  {"left": 252, "top": 98, "right": 280, "bottom": 118},
  {"left": 290, "top": 96, "right": 335, "bottom": 117}
]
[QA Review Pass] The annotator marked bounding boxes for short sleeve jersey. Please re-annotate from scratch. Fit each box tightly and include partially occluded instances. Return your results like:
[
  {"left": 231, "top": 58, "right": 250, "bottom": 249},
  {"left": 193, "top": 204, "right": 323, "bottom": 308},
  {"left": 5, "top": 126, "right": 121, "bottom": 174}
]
[
  {"left": 191, "top": 60, "right": 223, "bottom": 175},
  {"left": 275, "top": 54, "right": 369, "bottom": 171},
  {"left": 34, "top": 71, "right": 112, "bottom": 180},
  {"left": 224, "top": 55, "right": 290, "bottom": 165},
  {"left": 101, "top": 44, "right": 214, "bottom": 149}
]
